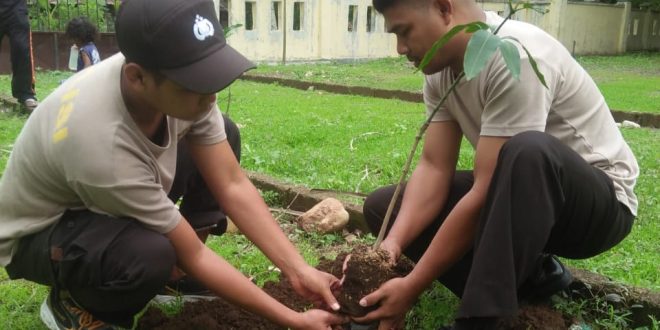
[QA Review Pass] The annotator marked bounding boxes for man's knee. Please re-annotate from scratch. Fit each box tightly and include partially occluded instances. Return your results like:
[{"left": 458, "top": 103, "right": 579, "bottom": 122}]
[
  {"left": 106, "top": 225, "right": 175, "bottom": 286},
  {"left": 222, "top": 114, "right": 241, "bottom": 161},
  {"left": 363, "top": 186, "right": 397, "bottom": 235},
  {"left": 500, "top": 131, "right": 557, "bottom": 166}
]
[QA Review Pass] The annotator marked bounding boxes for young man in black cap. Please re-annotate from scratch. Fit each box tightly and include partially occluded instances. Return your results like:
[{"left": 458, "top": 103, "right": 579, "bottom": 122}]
[
  {"left": 354, "top": 0, "right": 638, "bottom": 329},
  {"left": 0, "top": 0, "right": 347, "bottom": 329}
]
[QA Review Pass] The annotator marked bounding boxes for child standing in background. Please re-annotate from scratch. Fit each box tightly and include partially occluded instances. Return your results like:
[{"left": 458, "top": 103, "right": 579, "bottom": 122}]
[{"left": 65, "top": 17, "right": 101, "bottom": 71}]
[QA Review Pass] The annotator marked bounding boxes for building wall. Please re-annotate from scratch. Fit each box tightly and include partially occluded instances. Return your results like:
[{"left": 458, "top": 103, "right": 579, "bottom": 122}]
[
  {"left": 477, "top": 0, "right": 563, "bottom": 37},
  {"left": 3, "top": 0, "right": 658, "bottom": 73},
  {"left": 223, "top": 0, "right": 397, "bottom": 62},
  {"left": 627, "top": 9, "right": 660, "bottom": 51},
  {"left": 560, "top": 2, "right": 629, "bottom": 55},
  {"left": 316, "top": 0, "right": 397, "bottom": 60}
]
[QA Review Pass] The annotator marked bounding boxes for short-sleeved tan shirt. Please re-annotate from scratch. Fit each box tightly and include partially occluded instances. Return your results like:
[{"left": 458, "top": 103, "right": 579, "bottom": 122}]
[
  {"left": 0, "top": 53, "right": 227, "bottom": 266},
  {"left": 424, "top": 12, "right": 638, "bottom": 216}
]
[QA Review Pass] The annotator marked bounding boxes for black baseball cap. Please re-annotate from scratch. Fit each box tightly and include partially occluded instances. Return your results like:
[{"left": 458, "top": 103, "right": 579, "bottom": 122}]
[{"left": 115, "top": 0, "right": 255, "bottom": 94}]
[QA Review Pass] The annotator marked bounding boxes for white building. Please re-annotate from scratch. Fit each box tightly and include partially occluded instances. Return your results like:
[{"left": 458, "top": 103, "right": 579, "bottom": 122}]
[{"left": 212, "top": 0, "right": 660, "bottom": 61}]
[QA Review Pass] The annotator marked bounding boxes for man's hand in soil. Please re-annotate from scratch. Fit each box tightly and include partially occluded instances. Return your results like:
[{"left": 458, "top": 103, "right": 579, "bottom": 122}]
[
  {"left": 352, "top": 276, "right": 417, "bottom": 330},
  {"left": 379, "top": 238, "right": 402, "bottom": 264},
  {"left": 289, "top": 264, "right": 342, "bottom": 312},
  {"left": 294, "top": 309, "right": 349, "bottom": 330}
]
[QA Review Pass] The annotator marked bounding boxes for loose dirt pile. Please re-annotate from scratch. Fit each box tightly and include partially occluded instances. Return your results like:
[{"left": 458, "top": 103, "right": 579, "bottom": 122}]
[{"left": 137, "top": 244, "right": 572, "bottom": 329}]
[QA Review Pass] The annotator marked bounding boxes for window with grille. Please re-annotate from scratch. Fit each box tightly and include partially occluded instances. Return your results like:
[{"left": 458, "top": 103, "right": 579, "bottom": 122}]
[
  {"left": 293, "top": 1, "right": 304, "bottom": 31},
  {"left": 245, "top": 1, "right": 256, "bottom": 30},
  {"left": 348, "top": 5, "right": 358, "bottom": 32}
]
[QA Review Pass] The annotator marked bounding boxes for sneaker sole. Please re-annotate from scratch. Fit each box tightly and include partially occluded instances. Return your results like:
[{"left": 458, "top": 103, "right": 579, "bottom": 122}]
[
  {"left": 39, "top": 298, "right": 60, "bottom": 330},
  {"left": 152, "top": 294, "right": 218, "bottom": 304}
]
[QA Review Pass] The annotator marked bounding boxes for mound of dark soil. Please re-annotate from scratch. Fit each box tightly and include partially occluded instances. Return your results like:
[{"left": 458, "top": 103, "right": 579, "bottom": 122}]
[
  {"left": 334, "top": 245, "right": 414, "bottom": 317},
  {"left": 498, "top": 304, "right": 573, "bottom": 329},
  {"left": 137, "top": 247, "right": 571, "bottom": 329}
]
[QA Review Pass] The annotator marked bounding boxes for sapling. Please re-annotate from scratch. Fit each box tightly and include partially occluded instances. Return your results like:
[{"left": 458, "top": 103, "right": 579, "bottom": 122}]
[
  {"left": 337, "top": 2, "right": 551, "bottom": 321},
  {"left": 373, "top": 0, "right": 549, "bottom": 249}
]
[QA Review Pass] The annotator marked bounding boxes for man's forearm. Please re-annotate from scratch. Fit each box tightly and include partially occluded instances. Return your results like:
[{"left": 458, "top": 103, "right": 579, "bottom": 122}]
[
  {"left": 386, "top": 161, "right": 454, "bottom": 250},
  {"left": 168, "top": 221, "right": 300, "bottom": 328},
  {"left": 405, "top": 188, "right": 484, "bottom": 294},
  {"left": 193, "top": 247, "right": 300, "bottom": 327},
  {"left": 218, "top": 176, "right": 307, "bottom": 276}
]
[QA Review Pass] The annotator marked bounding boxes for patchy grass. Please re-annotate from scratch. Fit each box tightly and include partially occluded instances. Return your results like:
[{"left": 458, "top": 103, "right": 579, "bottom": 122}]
[
  {"left": 0, "top": 70, "right": 73, "bottom": 102},
  {"left": 0, "top": 70, "right": 657, "bottom": 328},
  {"left": 0, "top": 112, "right": 25, "bottom": 171},
  {"left": 220, "top": 81, "right": 658, "bottom": 292},
  {"left": 254, "top": 52, "right": 660, "bottom": 113},
  {"left": 576, "top": 53, "right": 660, "bottom": 113},
  {"left": 255, "top": 57, "right": 425, "bottom": 93}
]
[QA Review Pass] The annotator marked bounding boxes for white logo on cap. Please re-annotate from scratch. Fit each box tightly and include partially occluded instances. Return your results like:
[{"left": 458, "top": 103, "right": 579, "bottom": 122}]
[{"left": 193, "top": 15, "right": 215, "bottom": 41}]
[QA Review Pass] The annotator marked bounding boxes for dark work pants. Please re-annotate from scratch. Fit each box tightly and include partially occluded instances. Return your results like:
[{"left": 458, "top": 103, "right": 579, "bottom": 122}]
[
  {"left": 6, "top": 115, "right": 241, "bottom": 327},
  {"left": 169, "top": 114, "right": 242, "bottom": 235},
  {"left": 0, "top": 1, "right": 36, "bottom": 102},
  {"left": 363, "top": 131, "right": 634, "bottom": 320}
]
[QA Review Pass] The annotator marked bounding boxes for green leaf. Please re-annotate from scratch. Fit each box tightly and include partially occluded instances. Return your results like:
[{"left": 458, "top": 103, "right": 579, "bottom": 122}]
[
  {"left": 418, "top": 21, "right": 490, "bottom": 72},
  {"left": 224, "top": 24, "right": 244, "bottom": 38},
  {"left": 465, "top": 21, "right": 490, "bottom": 33},
  {"left": 464, "top": 30, "right": 502, "bottom": 80},
  {"left": 499, "top": 40, "right": 521, "bottom": 80},
  {"left": 418, "top": 24, "right": 469, "bottom": 72},
  {"left": 502, "top": 36, "right": 548, "bottom": 89},
  {"left": 521, "top": 44, "right": 548, "bottom": 88},
  {"left": 521, "top": 3, "right": 549, "bottom": 14}
]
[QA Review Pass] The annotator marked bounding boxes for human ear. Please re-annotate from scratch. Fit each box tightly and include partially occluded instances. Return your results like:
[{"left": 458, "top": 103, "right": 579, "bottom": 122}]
[
  {"left": 122, "top": 63, "right": 151, "bottom": 92},
  {"left": 432, "top": 0, "right": 454, "bottom": 23}
]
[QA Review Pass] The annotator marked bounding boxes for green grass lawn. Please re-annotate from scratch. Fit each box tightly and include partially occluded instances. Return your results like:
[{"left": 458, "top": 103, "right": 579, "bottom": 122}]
[
  {"left": 1, "top": 53, "right": 658, "bottom": 113},
  {"left": 0, "top": 53, "right": 660, "bottom": 329},
  {"left": 254, "top": 52, "right": 660, "bottom": 113},
  {"left": 0, "top": 55, "right": 658, "bottom": 328},
  {"left": 222, "top": 81, "right": 659, "bottom": 290}
]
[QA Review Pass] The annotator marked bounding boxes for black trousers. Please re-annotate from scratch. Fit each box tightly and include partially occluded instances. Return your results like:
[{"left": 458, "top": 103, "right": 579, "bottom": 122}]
[
  {"left": 0, "top": 1, "right": 36, "bottom": 102},
  {"left": 6, "top": 115, "right": 241, "bottom": 327},
  {"left": 363, "top": 131, "right": 634, "bottom": 320}
]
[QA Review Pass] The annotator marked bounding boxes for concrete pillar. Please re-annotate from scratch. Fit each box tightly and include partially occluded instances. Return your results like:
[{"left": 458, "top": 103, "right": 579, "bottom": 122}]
[{"left": 618, "top": 2, "right": 631, "bottom": 53}]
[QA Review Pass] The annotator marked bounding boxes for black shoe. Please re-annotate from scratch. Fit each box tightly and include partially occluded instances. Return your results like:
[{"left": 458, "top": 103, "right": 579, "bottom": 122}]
[
  {"left": 153, "top": 275, "right": 216, "bottom": 303},
  {"left": 520, "top": 254, "right": 573, "bottom": 301},
  {"left": 40, "top": 287, "right": 117, "bottom": 330}
]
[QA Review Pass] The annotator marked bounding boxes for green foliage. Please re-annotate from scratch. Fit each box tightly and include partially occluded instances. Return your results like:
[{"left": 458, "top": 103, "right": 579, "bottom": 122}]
[
  {"left": 260, "top": 189, "right": 282, "bottom": 207},
  {"left": 223, "top": 23, "right": 243, "bottom": 38},
  {"left": 552, "top": 294, "right": 635, "bottom": 329},
  {"left": 0, "top": 112, "right": 27, "bottom": 175},
  {"left": 405, "top": 283, "right": 458, "bottom": 329},
  {"left": 458, "top": 9, "right": 547, "bottom": 87},
  {"left": 628, "top": 0, "right": 660, "bottom": 11},
  {"left": 29, "top": 0, "right": 116, "bottom": 33},
  {"left": 418, "top": 22, "right": 488, "bottom": 71},
  {"left": 498, "top": 39, "right": 521, "bottom": 79},
  {"left": 464, "top": 29, "right": 502, "bottom": 80}
]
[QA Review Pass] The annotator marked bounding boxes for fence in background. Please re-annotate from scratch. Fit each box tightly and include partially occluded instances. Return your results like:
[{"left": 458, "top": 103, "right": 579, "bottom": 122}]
[{"left": 27, "top": 0, "right": 119, "bottom": 33}]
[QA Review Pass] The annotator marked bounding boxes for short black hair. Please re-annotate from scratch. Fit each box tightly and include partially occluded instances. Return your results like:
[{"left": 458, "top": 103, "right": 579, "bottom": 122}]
[
  {"left": 373, "top": 0, "right": 429, "bottom": 13},
  {"left": 65, "top": 17, "right": 98, "bottom": 44}
]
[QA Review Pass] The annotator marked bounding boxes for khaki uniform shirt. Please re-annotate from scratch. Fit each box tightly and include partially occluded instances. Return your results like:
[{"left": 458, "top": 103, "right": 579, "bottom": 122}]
[
  {"left": 0, "top": 53, "right": 226, "bottom": 266},
  {"left": 424, "top": 12, "right": 638, "bottom": 215}
]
